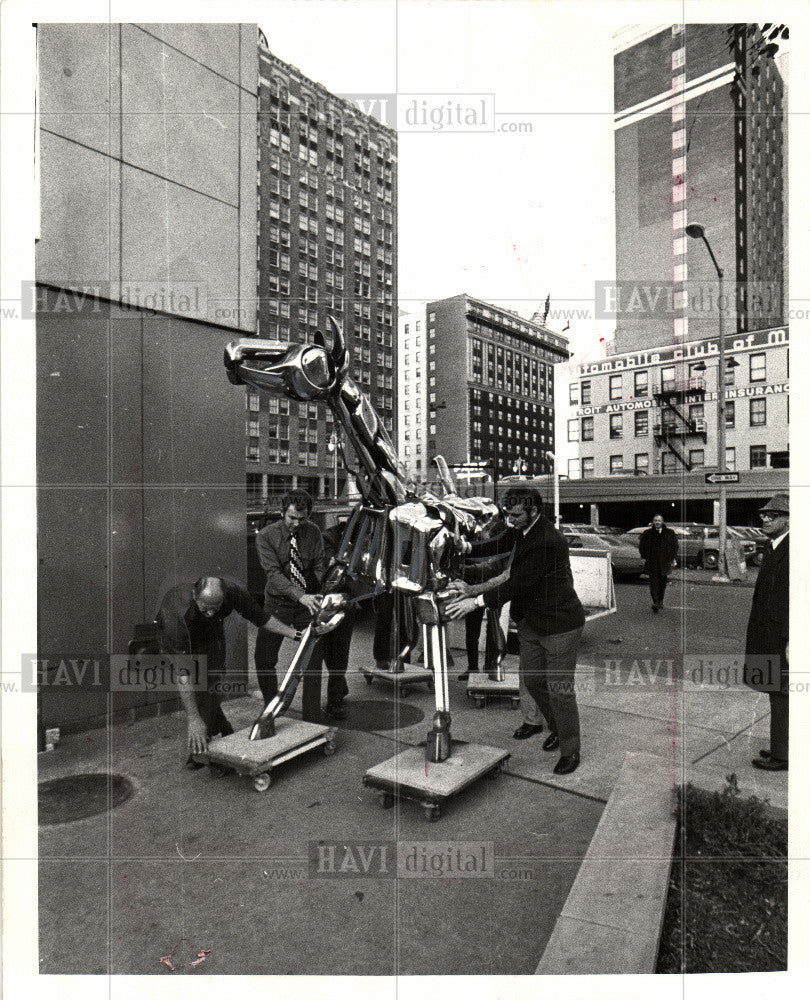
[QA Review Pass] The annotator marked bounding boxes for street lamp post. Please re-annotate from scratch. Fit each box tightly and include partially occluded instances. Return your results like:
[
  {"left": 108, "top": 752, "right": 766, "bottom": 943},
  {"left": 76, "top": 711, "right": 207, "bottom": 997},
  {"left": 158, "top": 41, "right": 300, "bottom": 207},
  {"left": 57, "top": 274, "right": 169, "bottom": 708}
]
[
  {"left": 545, "top": 450, "right": 561, "bottom": 528},
  {"left": 685, "top": 223, "right": 729, "bottom": 582},
  {"left": 327, "top": 431, "right": 339, "bottom": 499}
]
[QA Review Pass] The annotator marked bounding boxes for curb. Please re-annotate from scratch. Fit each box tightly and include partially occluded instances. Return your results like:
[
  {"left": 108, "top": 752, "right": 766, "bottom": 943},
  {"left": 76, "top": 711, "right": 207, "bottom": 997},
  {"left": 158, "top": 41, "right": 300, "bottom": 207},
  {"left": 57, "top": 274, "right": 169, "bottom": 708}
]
[{"left": 535, "top": 751, "right": 677, "bottom": 975}]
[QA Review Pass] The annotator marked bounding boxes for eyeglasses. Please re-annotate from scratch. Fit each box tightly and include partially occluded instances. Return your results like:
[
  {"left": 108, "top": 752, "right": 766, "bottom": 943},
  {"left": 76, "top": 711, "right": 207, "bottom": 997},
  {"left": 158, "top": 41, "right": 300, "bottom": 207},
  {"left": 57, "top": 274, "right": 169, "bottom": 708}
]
[{"left": 759, "top": 511, "right": 786, "bottom": 522}]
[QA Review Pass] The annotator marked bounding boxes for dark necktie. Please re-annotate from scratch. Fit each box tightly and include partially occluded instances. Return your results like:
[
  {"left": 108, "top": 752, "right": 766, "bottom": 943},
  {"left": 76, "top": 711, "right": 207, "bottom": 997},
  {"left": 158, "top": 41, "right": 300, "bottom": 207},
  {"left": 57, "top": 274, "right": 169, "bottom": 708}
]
[{"left": 289, "top": 533, "right": 307, "bottom": 589}]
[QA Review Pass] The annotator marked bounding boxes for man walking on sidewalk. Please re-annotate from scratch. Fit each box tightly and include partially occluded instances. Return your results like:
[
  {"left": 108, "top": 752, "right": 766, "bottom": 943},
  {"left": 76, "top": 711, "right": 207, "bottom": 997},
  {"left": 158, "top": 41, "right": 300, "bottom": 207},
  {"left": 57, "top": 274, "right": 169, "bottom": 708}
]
[
  {"left": 744, "top": 493, "right": 789, "bottom": 772},
  {"left": 639, "top": 515, "right": 678, "bottom": 612}
]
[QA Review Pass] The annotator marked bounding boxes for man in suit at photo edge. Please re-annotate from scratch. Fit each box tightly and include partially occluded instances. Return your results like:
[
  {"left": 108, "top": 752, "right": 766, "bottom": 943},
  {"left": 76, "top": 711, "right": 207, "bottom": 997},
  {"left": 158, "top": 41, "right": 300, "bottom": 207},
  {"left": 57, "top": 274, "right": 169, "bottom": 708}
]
[{"left": 744, "top": 493, "right": 790, "bottom": 772}]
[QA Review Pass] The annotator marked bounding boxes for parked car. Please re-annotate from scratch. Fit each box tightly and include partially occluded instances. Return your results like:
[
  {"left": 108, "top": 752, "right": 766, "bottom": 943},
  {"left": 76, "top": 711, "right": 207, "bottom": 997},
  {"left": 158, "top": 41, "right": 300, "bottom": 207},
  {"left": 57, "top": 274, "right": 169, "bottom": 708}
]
[
  {"left": 562, "top": 527, "right": 645, "bottom": 581},
  {"left": 730, "top": 526, "right": 769, "bottom": 566},
  {"left": 619, "top": 523, "right": 756, "bottom": 569}
]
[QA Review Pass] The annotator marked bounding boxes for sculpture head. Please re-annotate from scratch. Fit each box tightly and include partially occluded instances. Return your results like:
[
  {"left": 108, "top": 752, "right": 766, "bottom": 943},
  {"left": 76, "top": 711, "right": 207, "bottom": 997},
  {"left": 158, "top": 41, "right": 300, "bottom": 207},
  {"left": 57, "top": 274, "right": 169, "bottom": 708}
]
[{"left": 224, "top": 316, "right": 349, "bottom": 403}]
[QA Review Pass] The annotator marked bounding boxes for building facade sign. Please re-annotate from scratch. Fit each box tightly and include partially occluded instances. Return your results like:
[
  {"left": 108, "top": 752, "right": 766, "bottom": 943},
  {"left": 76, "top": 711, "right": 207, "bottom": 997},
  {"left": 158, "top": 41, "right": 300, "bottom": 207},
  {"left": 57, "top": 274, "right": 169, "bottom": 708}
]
[
  {"left": 573, "top": 381, "right": 789, "bottom": 418},
  {"left": 574, "top": 327, "right": 787, "bottom": 377}
]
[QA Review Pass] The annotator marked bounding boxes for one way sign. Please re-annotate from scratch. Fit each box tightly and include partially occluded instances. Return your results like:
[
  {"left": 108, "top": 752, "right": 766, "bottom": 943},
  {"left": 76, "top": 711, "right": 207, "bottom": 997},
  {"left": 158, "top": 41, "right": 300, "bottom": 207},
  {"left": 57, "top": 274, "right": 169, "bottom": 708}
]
[{"left": 705, "top": 471, "right": 740, "bottom": 484}]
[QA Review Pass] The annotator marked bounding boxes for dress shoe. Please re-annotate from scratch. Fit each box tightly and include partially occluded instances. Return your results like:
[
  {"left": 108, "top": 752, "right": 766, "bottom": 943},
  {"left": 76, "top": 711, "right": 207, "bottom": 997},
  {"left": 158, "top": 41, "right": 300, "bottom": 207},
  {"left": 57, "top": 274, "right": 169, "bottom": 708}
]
[
  {"left": 185, "top": 756, "right": 207, "bottom": 771},
  {"left": 513, "top": 722, "right": 543, "bottom": 740},
  {"left": 759, "top": 748, "right": 771, "bottom": 758},
  {"left": 458, "top": 670, "right": 479, "bottom": 681},
  {"left": 324, "top": 704, "right": 348, "bottom": 721},
  {"left": 542, "top": 732, "right": 560, "bottom": 752},
  {"left": 752, "top": 755, "right": 787, "bottom": 771},
  {"left": 652, "top": 605, "right": 659, "bottom": 613},
  {"left": 553, "top": 752, "right": 580, "bottom": 775}
]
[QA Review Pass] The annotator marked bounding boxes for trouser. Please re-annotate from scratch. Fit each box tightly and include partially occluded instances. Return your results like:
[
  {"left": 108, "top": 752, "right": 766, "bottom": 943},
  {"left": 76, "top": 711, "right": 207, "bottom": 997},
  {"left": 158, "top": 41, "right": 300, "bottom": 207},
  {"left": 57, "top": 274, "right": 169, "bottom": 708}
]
[
  {"left": 649, "top": 572, "right": 669, "bottom": 608},
  {"left": 254, "top": 604, "right": 322, "bottom": 723},
  {"left": 194, "top": 681, "right": 235, "bottom": 740},
  {"left": 517, "top": 622, "right": 583, "bottom": 757},
  {"left": 464, "top": 604, "right": 485, "bottom": 672},
  {"left": 769, "top": 691, "right": 788, "bottom": 760},
  {"left": 373, "top": 591, "right": 417, "bottom": 666},
  {"left": 519, "top": 672, "right": 543, "bottom": 725},
  {"left": 321, "top": 613, "right": 355, "bottom": 707}
]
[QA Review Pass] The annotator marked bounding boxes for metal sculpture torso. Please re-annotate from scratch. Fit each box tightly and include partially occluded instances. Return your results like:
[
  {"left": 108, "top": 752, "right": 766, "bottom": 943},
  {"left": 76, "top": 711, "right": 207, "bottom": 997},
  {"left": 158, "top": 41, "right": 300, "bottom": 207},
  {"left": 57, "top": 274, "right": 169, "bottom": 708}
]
[{"left": 225, "top": 319, "right": 502, "bottom": 760}]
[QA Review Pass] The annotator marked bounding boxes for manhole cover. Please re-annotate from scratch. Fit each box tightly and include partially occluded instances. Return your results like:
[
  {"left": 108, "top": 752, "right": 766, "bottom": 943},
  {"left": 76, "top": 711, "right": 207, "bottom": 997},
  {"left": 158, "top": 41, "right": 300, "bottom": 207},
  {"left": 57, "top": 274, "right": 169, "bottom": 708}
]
[
  {"left": 337, "top": 700, "right": 424, "bottom": 732},
  {"left": 38, "top": 773, "right": 135, "bottom": 825}
]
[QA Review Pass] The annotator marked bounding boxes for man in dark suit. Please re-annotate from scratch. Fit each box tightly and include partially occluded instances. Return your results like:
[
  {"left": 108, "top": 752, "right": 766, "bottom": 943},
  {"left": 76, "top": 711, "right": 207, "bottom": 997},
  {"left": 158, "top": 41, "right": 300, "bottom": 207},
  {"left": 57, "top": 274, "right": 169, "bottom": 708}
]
[
  {"left": 638, "top": 515, "right": 679, "bottom": 612},
  {"left": 254, "top": 489, "right": 326, "bottom": 722},
  {"left": 744, "top": 493, "right": 789, "bottom": 772},
  {"left": 446, "top": 487, "right": 586, "bottom": 775}
]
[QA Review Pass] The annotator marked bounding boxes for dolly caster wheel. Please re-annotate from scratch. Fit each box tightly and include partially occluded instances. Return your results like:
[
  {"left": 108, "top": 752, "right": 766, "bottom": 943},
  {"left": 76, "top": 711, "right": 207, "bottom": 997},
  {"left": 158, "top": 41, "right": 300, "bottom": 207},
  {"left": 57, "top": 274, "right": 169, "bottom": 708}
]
[
  {"left": 474, "top": 697, "right": 486, "bottom": 710},
  {"left": 510, "top": 698, "right": 520, "bottom": 710},
  {"left": 323, "top": 740, "right": 336, "bottom": 757},
  {"left": 252, "top": 772, "right": 273, "bottom": 792},
  {"left": 423, "top": 803, "right": 440, "bottom": 822},
  {"left": 400, "top": 686, "right": 411, "bottom": 698},
  {"left": 379, "top": 792, "right": 396, "bottom": 809},
  {"left": 363, "top": 674, "right": 374, "bottom": 686}
]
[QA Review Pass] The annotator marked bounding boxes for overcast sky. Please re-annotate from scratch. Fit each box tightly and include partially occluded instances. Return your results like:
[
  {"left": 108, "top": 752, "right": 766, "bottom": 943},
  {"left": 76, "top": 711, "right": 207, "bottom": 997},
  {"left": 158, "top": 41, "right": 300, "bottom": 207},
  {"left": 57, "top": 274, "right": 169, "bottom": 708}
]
[{"left": 257, "top": 0, "right": 620, "bottom": 362}]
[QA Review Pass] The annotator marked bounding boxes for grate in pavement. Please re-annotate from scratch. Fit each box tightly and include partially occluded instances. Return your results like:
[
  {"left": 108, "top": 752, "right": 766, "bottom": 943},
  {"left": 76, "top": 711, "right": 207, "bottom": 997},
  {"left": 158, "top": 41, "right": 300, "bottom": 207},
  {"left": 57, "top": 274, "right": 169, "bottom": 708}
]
[
  {"left": 334, "top": 699, "right": 424, "bottom": 732},
  {"left": 38, "top": 773, "right": 135, "bottom": 825}
]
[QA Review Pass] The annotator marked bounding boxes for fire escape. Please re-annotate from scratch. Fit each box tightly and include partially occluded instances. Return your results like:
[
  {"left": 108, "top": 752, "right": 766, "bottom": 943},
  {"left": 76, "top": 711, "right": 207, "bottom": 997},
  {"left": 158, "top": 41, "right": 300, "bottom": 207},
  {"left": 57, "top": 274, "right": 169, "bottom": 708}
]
[{"left": 652, "top": 374, "right": 708, "bottom": 470}]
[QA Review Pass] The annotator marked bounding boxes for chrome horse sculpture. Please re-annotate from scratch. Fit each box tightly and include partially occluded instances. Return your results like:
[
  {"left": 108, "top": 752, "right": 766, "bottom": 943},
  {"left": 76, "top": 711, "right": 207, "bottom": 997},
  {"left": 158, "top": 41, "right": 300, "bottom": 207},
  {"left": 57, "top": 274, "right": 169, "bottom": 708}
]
[{"left": 224, "top": 318, "right": 506, "bottom": 760}]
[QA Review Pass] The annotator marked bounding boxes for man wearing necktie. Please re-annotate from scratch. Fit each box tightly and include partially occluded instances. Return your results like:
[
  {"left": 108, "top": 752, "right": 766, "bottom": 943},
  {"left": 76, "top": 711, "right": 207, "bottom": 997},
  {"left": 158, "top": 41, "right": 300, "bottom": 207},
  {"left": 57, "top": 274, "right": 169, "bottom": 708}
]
[
  {"left": 255, "top": 489, "right": 327, "bottom": 722},
  {"left": 744, "top": 493, "right": 790, "bottom": 771}
]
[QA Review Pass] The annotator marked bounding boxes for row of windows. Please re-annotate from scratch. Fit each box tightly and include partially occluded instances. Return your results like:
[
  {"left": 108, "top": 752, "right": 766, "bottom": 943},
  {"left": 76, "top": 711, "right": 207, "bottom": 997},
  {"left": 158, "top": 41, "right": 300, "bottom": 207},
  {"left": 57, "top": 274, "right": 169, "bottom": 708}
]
[
  {"left": 568, "top": 398, "right": 773, "bottom": 442},
  {"left": 570, "top": 445, "right": 768, "bottom": 478},
  {"left": 569, "top": 354, "right": 771, "bottom": 404}
]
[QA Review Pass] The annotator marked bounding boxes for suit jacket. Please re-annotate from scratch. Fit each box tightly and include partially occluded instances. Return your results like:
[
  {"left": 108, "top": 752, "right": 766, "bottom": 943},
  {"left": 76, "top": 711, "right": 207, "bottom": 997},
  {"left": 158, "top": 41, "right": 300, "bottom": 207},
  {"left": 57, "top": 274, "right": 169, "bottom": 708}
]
[
  {"left": 638, "top": 525, "right": 678, "bottom": 575},
  {"left": 256, "top": 518, "right": 326, "bottom": 612},
  {"left": 471, "top": 514, "right": 585, "bottom": 636},
  {"left": 744, "top": 535, "right": 789, "bottom": 694}
]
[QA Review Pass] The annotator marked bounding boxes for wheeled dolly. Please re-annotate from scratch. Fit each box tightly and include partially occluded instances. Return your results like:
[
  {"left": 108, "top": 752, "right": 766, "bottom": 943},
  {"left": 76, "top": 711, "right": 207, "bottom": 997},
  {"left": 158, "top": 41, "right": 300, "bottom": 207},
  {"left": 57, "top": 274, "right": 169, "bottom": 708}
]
[
  {"left": 206, "top": 719, "right": 337, "bottom": 792},
  {"left": 359, "top": 664, "right": 434, "bottom": 698},
  {"left": 363, "top": 741, "right": 510, "bottom": 821},
  {"left": 466, "top": 670, "right": 520, "bottom": 709}
]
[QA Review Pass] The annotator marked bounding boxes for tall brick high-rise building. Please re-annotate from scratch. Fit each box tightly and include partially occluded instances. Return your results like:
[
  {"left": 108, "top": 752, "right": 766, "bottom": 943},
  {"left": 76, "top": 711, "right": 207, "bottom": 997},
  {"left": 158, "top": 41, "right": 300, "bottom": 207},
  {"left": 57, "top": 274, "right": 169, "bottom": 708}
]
[
  {"left": 613, "top": 23, "right": 785, "bottom": 353},
  {"left": 251, "top": 31, "right": 397, "bottom": 503}
]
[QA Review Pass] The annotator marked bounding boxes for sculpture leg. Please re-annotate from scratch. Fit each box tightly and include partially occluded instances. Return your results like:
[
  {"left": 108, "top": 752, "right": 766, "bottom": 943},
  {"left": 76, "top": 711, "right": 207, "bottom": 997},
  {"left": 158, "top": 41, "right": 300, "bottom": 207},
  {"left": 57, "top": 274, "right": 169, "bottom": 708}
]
[
  {"left": 250, "top": 625, "right": 320, "bottom": 740},
  {"left": 484, "top": 607, "right": 507, "bottom": 682},
  {"left": 424, "top": 622, "right": 452, "bottom": 763}
]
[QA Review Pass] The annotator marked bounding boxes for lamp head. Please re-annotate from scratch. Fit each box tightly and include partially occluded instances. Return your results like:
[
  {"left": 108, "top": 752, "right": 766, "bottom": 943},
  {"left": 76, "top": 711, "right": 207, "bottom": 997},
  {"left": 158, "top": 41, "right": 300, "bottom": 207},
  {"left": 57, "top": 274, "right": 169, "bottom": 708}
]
[{"left": 685, "top": 224, "right": 705, "bottom": 239}]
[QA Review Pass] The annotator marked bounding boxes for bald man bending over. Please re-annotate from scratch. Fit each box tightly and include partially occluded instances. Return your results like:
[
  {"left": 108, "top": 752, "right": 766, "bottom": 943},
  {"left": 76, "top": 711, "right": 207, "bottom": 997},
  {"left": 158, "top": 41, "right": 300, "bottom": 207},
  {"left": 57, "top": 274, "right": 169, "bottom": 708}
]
[{"left": 156, "top": 576, "right": 300, "bottom": 767}]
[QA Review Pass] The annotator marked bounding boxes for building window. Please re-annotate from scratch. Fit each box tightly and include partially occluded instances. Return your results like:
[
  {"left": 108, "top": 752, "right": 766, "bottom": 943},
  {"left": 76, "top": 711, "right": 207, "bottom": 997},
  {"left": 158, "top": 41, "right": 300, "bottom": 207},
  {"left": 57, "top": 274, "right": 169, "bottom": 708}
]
[
  {"left": 580, "top": 380, "right": 592, "bottom": 405},
  {"left": 567, "top": 458, "right": 580, "bottom": 479},
  {"left": 661, "top": 452, "right": 678, "bottom": 474},
  {"left": 661, "top": 366, "right": 676, "bottom": 392},
  {"left": 569, "top": 382, "right": 579, "bottom": 405},
  {"left": 750, "top": 445, "right": 767, "bottom": 469},
  {"left": 689, "top": 449, "right": 705, "bottom": 469},
  {"left": 248, "top": 392, "right": 260, "bottom": 412},
  {"left": 724, "top": 362, "right": 736, "bottom": 386},
  {"left": 749, "top": 398, "right": 766, "bottom": 427},
  {"left": 609, "top": 374, "right": 622, "bottom": 401},
  {"left": 609, "top": 414, "right": 623, "bottom": 439},
  {"left": 689, "top": 403, "right": 704, "bottom": 426},
  {"left": 581, "top": 457, "right": 594, "bottom": 479},
  {"left": 581, "top": 416, "right": 594, "bottom": 441},
  {"left": 634, "top": 411, "right": 649, "bottom": 436},
  {"left": 750, "top": 353, "right": 766, "bottom": 382},
  {"left": 726, "top": 447, "right": 736, "bottom": 471},
  {"left": 725, "top": 401, "right": 735, "bottom": 428},
  {"left": 635, "top": 453, "right": 649, "bottom": 474},
  {"left": 567, "top": 419, "right": 580, "bottom": 442},
  {"left": 634, "top": 371, "right": 648, "bottom": 397},
  {"left": 609, "top": 455, "right": 623, "bottom": 475}
]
